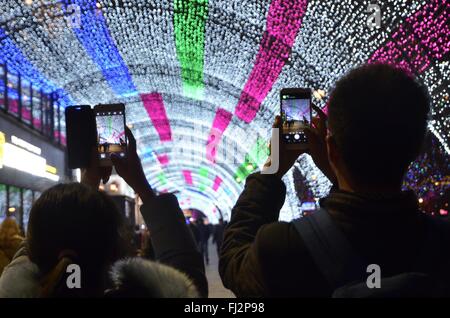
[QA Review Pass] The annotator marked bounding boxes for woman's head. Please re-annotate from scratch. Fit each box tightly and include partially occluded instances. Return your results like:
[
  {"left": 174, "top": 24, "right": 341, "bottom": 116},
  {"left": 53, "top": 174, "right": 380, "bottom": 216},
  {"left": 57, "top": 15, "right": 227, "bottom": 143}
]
[{"left": 27, "top": 183, "right": 131, "bottom": 296}]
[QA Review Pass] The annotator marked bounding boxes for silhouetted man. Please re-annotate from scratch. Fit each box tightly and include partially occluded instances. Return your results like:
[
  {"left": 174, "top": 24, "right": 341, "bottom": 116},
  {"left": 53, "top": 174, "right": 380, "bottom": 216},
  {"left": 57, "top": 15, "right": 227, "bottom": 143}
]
[{"left": 219, "top": 64, "right": 450, "bottom": 297}]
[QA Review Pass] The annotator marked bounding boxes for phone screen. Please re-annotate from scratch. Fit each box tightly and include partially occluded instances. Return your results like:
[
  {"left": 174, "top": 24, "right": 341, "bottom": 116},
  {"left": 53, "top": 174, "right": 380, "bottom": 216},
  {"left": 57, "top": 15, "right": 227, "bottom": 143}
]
[
  {"left": 95, "top": 109, "right": 127, "bottom": 161},
  {"left": 281, "top": 91, "right": 311, "bottom": 144}
]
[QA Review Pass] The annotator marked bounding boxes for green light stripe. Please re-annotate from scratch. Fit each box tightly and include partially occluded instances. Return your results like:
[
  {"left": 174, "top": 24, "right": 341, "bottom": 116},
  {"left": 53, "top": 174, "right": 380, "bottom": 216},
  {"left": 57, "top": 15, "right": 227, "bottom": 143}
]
[
  {"left": 198, "top": 167, "right": 209, "bottom": 191},
  {"left": 157, "top": 172, "right": 168, "bottom": 185},
  {"left": 234, "top": 138, "right": 269, "bottom": 183},
  {"left": 174, "top": 0, "right": 208, "bottom": 100}
]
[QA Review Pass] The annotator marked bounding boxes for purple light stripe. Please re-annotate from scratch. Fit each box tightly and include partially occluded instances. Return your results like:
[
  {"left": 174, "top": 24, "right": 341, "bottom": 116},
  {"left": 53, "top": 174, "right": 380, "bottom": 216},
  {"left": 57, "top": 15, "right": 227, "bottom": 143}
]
[
  {"left": 234, "top": 0, "right": 309, "bottom": 123},
  {"left": 369, "top": 0, "right": 450, "bottom": 74},
  {"left": 206, "top": 108, "right": 233, "bottom": 163},
  {"left": 212, "top": 175, "right": 223, "bottom": 191},
  {"left": 183, "top": 170, "right": 193, "bottom": 185},
  {"left": 157, "top": 154, "right": 170, "bottom": 166},
  {"left": 141, "top": 93, "right": 172, "bottom": 142}
]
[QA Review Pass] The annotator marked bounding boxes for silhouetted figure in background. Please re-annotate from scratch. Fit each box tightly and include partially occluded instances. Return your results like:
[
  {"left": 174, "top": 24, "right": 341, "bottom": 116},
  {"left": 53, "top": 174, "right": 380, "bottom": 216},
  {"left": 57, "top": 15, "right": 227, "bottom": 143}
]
[
  {"left": 0, "top": 217, "right": 24, "bottom": 276},
  {"left": 196, "top": 218, "right": 211, "bottom": 266},
  {"left": 188, "top": 219, "right": 201, "bottom": 250},
  {"left": 213, "top": 219, "right": 225, "bottom": 257},
  {"left": 133, "top": 225, "right": 142, "bottom": 252}
]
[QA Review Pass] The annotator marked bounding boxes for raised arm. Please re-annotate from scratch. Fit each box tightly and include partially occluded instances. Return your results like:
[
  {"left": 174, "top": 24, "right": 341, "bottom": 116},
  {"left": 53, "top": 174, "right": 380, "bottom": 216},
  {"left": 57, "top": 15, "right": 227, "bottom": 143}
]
[{"left": 112, "top": 128, "right": 208, "bottom": 297}]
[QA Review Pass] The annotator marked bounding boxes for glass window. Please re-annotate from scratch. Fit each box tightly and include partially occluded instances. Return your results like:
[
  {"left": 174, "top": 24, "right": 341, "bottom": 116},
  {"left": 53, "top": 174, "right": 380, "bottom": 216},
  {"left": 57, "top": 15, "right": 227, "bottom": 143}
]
[
  {"left": 23, "top": 189, "right": 33, "bottom": 233},
  {"left": 33, "top": 191, "right": 41, "bottom": 204},
  {"left": 21, "top": 79, "right": 32, "bottom": 124},
  {"left": 0, "top": 184, "right": 7, "bottom": 224},
  {"left": 0, "top": 65, "right": 5, "bottom": 110},
  {"left": 8, "top": 186, "right": 22, "bottom": 226},
  {"left": 53, "top": 103, "right": 60, "bottom": 142},
  {"left": 32, "top": 88, "right": 42, "bottom": 129},
  {"left": 59, "top": 107, "right": 67, "bottom": 145},
  {"left": 7, "top": 72, "right": 20, "bottom": 117},
  {"left": 42, "top": 94, "right": 53, "bottom": 137}
]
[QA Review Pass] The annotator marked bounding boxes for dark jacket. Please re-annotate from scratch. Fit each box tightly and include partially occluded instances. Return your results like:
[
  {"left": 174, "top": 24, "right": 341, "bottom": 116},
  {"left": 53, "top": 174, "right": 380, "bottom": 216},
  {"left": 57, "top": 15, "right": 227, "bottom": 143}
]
[
  {"left": 219, "top": 173, "right": 450, "bottom": 297},
  {"left": 135, "top": 193, "right": 208, "bottom": 297}
]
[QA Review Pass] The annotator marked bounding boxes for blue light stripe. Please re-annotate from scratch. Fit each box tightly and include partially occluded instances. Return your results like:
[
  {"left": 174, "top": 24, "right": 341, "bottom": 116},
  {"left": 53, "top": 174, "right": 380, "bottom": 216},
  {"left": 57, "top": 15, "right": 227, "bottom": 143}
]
[
  {"left": 68, "top": 0, "right": 137, "bottom": 97},
  {"left": 0, "top": 28, "right": 74, "bottom": 107}
]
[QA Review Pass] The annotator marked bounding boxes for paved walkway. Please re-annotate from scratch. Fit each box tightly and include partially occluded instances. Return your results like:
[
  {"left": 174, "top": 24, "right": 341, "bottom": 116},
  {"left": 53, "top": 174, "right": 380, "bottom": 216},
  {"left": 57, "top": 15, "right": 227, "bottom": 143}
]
[{"left": 205, "top": 240, "right": 235, "bottom": 298}]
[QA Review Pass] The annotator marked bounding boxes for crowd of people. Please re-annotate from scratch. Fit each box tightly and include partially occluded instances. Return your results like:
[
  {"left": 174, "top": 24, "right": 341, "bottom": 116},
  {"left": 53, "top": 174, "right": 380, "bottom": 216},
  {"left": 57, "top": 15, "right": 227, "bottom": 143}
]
[{"left": 0, "top": 63, "right": 448, "bottom": 297}]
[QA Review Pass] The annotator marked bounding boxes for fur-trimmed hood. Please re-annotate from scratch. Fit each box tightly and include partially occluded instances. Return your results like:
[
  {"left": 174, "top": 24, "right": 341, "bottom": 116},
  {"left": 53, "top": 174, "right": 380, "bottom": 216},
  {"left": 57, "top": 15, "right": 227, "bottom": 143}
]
[{"left": 106, "top": 258, "right": 199, "bottom": 298}]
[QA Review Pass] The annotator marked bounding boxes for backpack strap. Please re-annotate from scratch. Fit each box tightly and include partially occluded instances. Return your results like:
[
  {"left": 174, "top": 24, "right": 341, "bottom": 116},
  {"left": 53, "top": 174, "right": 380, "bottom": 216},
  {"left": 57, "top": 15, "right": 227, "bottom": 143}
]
[{"left": 292, "top": 209, "right": 366, "bottom": 290}]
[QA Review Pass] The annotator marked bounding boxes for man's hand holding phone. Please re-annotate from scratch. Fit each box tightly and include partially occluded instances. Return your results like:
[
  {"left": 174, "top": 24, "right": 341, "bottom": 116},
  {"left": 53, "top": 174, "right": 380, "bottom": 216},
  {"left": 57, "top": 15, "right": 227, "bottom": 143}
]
[
  {"left": 305, "top": 104, "right": 337, "bottom": 184},
  {"left": 111, "top": 127, "right": 155, "bottom": 203},
  {"left": 266, "top": 103, "right": 337, "bottom": 184},
  {"left": 264, "top": 116, "right": 308, "bottom": 178}
]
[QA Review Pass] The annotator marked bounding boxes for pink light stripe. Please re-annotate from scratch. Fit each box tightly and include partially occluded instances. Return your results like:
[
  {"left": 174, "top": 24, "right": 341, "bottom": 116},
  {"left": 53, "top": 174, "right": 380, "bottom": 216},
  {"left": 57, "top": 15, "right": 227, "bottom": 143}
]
[
  {"left": 183, "top": 170, "right": 193, "bottom": 185},
  {"left": 369, "top": 0, "right": 450, "bottom": 74},
  {"left": 212, "top": 176, "right": 223, "bottom": 191},
  {"left": 206, "top": 108, "right": 233, "bottom": 163},
  {"left": 141, "top": 92, "right": 172, "bottom": 142},
  {"left": 157, "top": 154, "right": 169, "bottom": 166},
  {"left": 235, "top": 0, "right": 309, "bottom": 123}
]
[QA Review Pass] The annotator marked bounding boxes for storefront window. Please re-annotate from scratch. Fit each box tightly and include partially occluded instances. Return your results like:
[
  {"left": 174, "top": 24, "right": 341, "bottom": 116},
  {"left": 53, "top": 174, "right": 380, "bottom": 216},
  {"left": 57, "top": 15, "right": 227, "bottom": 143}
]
[
  {"left": 59, "top": 107, "right": 66, "bottom": 145},
  {"left": 33, "top": 191, "right": 41, "bottom": 204},
  {"left": 53, "top": 103, "right": 60, "bottom": 143},
  {"left": 7, "top": 72, "right": 20, "bottom": 117},
  {"left": 21, "top": 79, "right": 32, "bottom": 124},
  {"left": 32, "top": 88, "right": 42, "bottom": 129},
  {"left": 0, "top": 65, "right": 5, "bottom": 110},
  {"left": 0, "top": 184, "right": 7, "bottom": 224},
  {"left": 42, "top": 94, "right": 53, "bottom": 137},
  {"left": 23, "top": 189, "right": 33, "bottom": 233},
  {"left": 8, "top": 186, "right": 22, "bottom": 226}
]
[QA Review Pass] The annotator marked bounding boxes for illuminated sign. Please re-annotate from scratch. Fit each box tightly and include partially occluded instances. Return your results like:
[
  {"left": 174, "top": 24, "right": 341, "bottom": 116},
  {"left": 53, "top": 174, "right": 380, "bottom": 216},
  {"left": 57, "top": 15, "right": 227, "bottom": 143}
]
[
  {"left": 301, "top": 202, "right": 317, "bottom": 211},
  {"left": 45, "top": 165, "right": 58, "bottom": 175},
  {"left": 0, "top": 131, "right": 60, "bottom": 182},
  {"left": 11, "top": 135, "right": 42, "bottom": 155}
]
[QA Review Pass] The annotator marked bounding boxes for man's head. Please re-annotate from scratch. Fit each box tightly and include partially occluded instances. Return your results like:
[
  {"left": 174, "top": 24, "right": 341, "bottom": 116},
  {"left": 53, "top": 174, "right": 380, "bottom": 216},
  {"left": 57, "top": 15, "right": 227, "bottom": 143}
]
[{"left": 327, "top": 63, "right": 430, "bottom": 191}]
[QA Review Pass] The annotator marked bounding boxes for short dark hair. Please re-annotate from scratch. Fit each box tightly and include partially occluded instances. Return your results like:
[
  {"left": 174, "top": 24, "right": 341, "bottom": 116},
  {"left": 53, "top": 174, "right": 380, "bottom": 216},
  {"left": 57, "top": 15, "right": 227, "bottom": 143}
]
[{"left": 328, "top": 63, "right": 430, "bottom": 187}]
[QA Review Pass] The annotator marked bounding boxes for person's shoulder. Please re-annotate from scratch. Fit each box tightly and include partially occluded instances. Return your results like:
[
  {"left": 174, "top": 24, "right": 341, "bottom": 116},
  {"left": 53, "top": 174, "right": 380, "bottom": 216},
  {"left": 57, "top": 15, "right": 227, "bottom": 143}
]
[{"left": 0, "top": 254, "right": 40, "bottom": 298}]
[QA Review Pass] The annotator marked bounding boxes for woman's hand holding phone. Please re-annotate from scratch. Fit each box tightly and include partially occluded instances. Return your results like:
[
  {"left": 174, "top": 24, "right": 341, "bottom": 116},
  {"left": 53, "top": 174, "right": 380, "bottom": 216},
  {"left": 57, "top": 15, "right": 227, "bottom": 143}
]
[
  {"left": 111, "top": 127, "right": 155, "bottom": 202},
  {"left": 81, "top": 147, "right": 112, "bottom": 189}
]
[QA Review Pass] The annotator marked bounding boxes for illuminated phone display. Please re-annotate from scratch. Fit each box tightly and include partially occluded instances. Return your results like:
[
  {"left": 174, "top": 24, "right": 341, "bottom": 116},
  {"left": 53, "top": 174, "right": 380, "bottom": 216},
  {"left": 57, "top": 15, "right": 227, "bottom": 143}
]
[
  {"left": 280, "top": 89, "right": 311, "bottom": 145},
  {"left": 95, "top": 107, "right": 127, "bottom": 162}
]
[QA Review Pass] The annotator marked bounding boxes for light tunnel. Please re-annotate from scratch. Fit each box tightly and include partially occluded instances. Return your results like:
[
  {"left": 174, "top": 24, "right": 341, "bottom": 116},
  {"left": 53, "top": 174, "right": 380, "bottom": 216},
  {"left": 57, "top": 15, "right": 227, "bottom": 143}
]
[{"left": 1, "top": 0, "right": 448, "bottom": 222}]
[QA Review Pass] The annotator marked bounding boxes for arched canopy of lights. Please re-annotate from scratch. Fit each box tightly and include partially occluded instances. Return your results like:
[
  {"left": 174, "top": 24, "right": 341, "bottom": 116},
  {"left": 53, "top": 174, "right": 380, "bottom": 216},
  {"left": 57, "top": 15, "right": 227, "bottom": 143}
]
[{"left": 1, "top": 0, "right": 448, "bottom": 222}]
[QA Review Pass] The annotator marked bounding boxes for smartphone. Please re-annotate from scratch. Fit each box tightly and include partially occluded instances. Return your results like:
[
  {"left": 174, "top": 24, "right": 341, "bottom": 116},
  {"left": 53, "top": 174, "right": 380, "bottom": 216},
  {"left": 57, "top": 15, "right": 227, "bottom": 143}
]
[
  {"left": 65, "top": 105, "right": 96, "bottom": 169},
  {"left": 94, "top": 103, "right": 127, "bottom": 166},
  {"left": 280, "top": 88, "right": 312, "bottom": 150}
]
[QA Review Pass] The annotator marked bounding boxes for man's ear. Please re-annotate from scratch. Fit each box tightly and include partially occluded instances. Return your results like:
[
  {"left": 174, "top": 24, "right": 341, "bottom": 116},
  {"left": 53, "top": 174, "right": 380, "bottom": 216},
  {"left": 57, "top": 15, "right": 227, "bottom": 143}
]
[{"left": 326, "top": 134, "right": 339, "bottom": 173}]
